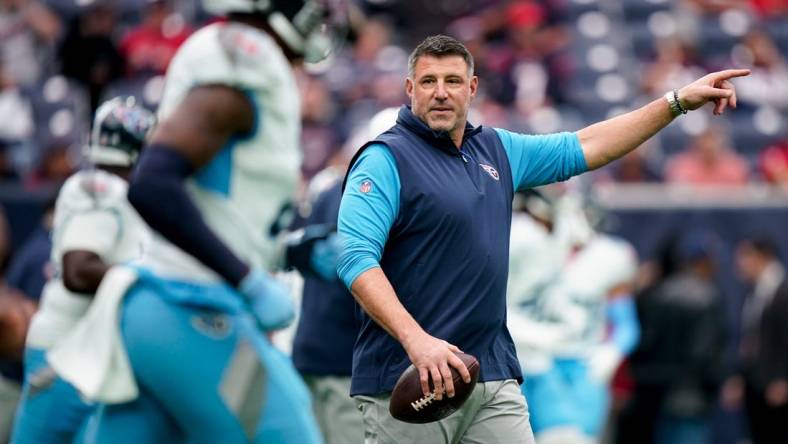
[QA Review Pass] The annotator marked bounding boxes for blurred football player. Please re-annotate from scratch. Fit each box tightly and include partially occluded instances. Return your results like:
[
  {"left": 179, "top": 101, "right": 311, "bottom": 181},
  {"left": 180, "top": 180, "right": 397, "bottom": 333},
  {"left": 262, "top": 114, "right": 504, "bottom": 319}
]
[
  {"left": 290, "top": 109, "right": 397, "bottom": 444},
  {"left": 87, "top": 1, "right": 344, "bottom": 442},
  {"left": 508, "top": 191, "right": 640, "bottom": 444},
  {"left": 10, "top": 97, "right": 154, "bottom": 444}
]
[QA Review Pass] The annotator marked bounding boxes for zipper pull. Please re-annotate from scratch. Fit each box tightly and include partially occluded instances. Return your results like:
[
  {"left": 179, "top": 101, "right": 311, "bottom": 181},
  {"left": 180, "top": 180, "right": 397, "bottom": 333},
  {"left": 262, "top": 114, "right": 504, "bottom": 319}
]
[{"left": 461, "top": 154, "right": 468, "bottom": 163}]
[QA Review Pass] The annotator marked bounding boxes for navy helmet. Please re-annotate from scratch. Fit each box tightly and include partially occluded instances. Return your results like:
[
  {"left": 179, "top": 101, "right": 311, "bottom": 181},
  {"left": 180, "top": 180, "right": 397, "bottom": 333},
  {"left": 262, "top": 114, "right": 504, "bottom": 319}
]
[
  {"left": 202, "top": 0, "right": 347, "bottom": 63},
  {"left": 86, "top": 97, "right": 155, "bottom": 167}
]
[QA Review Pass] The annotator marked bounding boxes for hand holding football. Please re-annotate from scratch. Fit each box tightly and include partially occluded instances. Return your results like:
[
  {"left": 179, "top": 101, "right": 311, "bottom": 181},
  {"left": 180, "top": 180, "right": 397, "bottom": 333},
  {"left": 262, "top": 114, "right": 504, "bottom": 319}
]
[{"left": 389, "top": 352, "right": 480, "bottom": 424}]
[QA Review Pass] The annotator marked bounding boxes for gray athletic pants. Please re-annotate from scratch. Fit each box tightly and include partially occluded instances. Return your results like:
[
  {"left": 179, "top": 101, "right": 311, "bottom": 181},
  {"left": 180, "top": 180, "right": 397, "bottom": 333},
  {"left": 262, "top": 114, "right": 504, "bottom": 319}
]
[
  {"left": 305, "top": 375, "right": 364, "bottom": 444},
  {"left": 354, "top": 379, "right": 536, "bottom": 444}
]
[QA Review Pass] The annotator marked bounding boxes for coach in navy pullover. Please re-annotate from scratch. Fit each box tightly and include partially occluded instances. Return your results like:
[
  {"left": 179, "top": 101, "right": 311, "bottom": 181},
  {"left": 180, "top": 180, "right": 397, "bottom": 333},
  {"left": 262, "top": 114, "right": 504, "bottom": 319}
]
[
  {"left": 336, "top": 34, "right": 748, "bottom": 439},
  {"left": 339, "top": 105, "right": 586, "bottom": 397}
]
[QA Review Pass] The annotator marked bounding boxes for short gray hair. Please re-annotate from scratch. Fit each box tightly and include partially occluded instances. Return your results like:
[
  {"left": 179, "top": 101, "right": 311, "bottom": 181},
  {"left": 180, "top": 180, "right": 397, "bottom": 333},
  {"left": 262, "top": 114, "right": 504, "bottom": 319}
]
[{"left": 407, "top": 35, "right": 475, "bottom": 78}]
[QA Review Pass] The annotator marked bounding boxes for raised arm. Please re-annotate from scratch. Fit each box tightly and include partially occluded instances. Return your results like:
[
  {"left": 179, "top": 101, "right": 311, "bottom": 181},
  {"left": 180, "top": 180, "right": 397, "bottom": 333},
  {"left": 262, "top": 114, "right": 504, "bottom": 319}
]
[{"left": 578, "top": 69, "right": 751, "bottom": 170}]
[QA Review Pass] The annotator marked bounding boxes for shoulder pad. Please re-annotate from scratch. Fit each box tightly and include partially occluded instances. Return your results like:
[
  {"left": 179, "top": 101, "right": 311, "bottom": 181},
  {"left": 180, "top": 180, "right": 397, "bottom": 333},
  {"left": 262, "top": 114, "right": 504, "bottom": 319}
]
[
  {"left": 217, "top": 23, "right": 269, "bottom": 64},
  {"left": 173, "top": 22, "right": 283, "bottom": 92},
  {"left": 58, "top": 170, "right": 128, "bottom": 211}
]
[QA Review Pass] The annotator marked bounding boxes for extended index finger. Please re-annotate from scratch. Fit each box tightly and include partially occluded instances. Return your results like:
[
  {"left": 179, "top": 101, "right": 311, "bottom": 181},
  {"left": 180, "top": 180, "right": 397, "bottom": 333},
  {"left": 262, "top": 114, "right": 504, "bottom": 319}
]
[{"left": 709, "top": 69, "right": 751, "bottom": 82}]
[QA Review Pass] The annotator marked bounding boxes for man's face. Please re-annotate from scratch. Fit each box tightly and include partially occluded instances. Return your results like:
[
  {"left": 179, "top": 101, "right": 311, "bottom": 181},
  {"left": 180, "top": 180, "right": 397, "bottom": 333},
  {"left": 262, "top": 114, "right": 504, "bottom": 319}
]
[{"left": 406, "top": 55, "right": 477, "bottom": 136}]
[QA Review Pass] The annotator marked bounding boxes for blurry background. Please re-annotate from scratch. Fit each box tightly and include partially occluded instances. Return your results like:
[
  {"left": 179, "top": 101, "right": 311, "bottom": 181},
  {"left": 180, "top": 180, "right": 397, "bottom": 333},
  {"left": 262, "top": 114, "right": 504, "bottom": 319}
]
[{"left": 0, "top": 0, "right": 786, "bottom": 443}]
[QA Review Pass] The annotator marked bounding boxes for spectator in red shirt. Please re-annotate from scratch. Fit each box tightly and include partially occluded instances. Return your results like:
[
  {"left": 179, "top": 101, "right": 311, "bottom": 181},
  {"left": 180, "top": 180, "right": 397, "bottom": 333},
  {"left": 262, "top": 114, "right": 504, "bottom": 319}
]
[
  {"left": 119, "top": 0, "right": 191, "bottom": 76},
  {"left": 665, "top": 126, "right": 750, "bottom": 185},
  {"left": 759, "top": 140, "right": 788, "bottom": 188}
]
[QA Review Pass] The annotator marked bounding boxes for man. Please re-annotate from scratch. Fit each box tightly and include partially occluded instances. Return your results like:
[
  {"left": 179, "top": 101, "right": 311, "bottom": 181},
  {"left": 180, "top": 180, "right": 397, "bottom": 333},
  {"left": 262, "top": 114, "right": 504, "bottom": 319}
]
[
  {"left": 508, "top": 192, "right": 640, "bottom": 444},
  {"left": 291, "top": 110, "right": 398, "bottom": 444},
  {"left": 90, "top": 1, "right": 342, "bottom": 442},
  {"left": 0, "top": 287, "right": 36, "bottom": 443},
  {"left": 0, "top": 196, "right": 50, "bottom": 443},
  {"left": 619, "top": 233, "right": 727, "bottom": 444},
  {"left": 292, "top": 176, "right": 362, "bottom": 444},
  {"left": 10, "top": 97, "right": 154, "bottom": 444},
  {"left": 336, "top": 34, "right": 748, "bottom": 442},
  {"left": 724, "top": 238, "right": 788, "bottom": 444}
]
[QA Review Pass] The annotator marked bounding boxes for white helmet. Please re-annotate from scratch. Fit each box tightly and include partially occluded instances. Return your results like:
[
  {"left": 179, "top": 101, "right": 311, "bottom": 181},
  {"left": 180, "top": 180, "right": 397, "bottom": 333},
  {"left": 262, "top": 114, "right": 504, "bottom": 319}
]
[
  {"left": 202, "top": 0, "right": 346, "bottom": 63},
  {"left": 86, "top": 97, "right": 155, "bottom": 167}
]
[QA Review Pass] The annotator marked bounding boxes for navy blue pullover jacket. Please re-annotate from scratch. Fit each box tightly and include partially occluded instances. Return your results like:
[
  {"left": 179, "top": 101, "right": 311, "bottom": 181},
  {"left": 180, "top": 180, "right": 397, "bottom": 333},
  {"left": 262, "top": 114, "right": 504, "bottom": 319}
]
[{"left": 344, "top": 107, "right": 521, "bottom": 395}]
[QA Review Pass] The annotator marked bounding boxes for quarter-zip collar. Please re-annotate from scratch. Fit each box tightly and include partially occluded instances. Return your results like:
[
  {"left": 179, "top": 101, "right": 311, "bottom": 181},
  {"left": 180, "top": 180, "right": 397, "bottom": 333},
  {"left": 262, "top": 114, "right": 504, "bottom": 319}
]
[{"left": 395, "top": 106, "right": 483, "bottom": 156}]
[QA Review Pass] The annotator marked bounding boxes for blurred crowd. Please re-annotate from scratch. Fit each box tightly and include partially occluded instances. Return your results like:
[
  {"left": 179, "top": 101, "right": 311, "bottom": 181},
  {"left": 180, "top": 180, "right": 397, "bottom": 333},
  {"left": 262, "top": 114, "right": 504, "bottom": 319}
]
[{"left": 0, "top": 0, "right": 786, "bottom": 188}]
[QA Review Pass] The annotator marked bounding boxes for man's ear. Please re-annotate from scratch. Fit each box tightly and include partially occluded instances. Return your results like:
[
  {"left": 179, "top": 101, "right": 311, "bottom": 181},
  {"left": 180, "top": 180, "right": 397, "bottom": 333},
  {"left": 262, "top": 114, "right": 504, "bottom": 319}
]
[
  {"left": 405, "top": 77, "right": 414, "bottom": 99},
  {"left": 470, "top": 76, "right": 478, "bottom": 98}
]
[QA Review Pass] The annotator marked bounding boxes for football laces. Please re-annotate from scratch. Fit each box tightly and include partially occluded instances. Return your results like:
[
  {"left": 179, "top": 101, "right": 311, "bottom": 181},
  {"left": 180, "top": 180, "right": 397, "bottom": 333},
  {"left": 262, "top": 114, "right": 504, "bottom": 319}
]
[{"left": 410, "top": 392, "right": 436, "bottom": 411}]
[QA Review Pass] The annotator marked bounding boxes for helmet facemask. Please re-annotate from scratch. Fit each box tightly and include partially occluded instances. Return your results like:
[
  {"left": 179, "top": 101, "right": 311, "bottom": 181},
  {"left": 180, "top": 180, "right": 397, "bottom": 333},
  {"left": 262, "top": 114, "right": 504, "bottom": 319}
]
[{"left": 86, "top": 97, "right": 155, "bottom": 168}]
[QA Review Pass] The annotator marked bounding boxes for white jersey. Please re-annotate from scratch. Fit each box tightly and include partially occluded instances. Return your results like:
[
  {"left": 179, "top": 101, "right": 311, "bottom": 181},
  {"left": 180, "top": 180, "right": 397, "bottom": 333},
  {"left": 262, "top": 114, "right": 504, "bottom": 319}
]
[
  {"left": 507, "top": 201, "right": 637, "bottom": 371},
  {"left": 26, "top": 170, "right": 149, "bottom": 349},
  {"left": 507, "top": 213, "right": 572, "bottom": 372},
  {"left": 547, "top": 235, "right": 638, "bottom": 357},
  {"left": 142, "top": 22, "right": 301, "bottom": 282}
]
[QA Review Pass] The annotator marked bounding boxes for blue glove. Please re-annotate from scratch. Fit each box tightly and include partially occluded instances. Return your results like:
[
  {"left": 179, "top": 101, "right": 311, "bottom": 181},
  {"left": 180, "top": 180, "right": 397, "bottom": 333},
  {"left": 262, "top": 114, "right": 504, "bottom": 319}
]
[
  {"left": 238, "top": 270, "right": 295, "bottom": 331},
  {"left": 284, "top": 224, "right": 339, "bottom": 281},
  {"left": 310, "top": 233, "right": 340, "bottom": 281}
]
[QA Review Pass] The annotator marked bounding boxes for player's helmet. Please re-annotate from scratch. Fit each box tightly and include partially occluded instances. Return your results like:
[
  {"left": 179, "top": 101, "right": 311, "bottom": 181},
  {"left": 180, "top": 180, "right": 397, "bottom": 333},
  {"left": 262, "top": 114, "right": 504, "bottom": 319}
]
[
  {"left": 87, "top": 97, "right": 155, "bottom": 167},
  {"left": 202, "top": 0, "right": 346, "bottom": 63}
]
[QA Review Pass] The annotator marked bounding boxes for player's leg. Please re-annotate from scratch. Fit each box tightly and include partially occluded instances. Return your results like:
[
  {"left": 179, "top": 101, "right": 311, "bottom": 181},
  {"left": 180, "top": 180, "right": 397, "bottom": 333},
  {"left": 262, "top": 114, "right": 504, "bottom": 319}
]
[
  {"left": 0, "top": 373, "right": 22, "bottom": 443},
  {"left": 86, "top": 388, "right": 183, "bottom": 444},
  {"left": 108, "top": 283, "right": 250, "bottom": 443},
  {"left": 565, "top": 359, "right": 609, "bottom": 437},
  {"left": 521, "top": 367, "right": 576, "bottom": 438},
  {"left": 459, "top": 380, "right": 535, "bottom": 444},
  {"left": 304, "top": 375, "right": 363, "bottom": 444},
  {"left": 97, "top": 280, "right": 322, "bottom": 443},
  {"left": 10, "top": 348, "right": 94, "bottom": 444},
  {"left": 239, "top": 315, "right": 323, "bottom": 443}
]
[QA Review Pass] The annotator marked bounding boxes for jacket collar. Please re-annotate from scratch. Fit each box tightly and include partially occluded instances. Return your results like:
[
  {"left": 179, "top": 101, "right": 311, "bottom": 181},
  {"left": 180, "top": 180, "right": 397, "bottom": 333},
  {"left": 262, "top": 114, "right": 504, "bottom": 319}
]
[{"left": 395, "top": 106, "right": 483, "bottom": 155}]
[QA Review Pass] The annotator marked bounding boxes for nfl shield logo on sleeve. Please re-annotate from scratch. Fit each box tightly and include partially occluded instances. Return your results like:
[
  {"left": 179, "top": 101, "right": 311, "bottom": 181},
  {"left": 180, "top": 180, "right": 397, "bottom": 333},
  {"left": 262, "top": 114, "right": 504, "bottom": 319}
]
[
  {"left": 480, "top": 164, "right": 500, "bottom": 181},
  {"left": 360, "top": 180, "right": 373, "bottom": 193}
]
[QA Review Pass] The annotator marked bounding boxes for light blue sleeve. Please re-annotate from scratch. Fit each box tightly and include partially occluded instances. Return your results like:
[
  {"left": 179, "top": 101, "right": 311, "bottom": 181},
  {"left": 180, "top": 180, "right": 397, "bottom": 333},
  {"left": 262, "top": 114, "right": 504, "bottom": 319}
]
[
  {"left": 494, "top": 128, "right": 588, "bottom": 191},
  {"left": 336, "top": 144, "right": 401, "bottom": 290},
  {"left": 607, "top": 296, "right": 640, "bottom": 355}
]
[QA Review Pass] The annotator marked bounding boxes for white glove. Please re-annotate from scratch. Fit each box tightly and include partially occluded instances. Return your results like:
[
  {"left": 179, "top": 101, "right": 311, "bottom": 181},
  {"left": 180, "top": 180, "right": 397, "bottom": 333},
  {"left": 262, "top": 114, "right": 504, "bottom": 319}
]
[{"left": 587, "top": 344, "right": 622, "bottom": 384}]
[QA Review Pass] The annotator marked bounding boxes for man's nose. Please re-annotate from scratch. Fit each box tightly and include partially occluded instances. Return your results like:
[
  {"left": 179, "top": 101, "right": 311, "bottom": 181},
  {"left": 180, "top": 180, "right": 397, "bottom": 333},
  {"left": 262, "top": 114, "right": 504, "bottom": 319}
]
[{"left": 434, "top": 81, "right": 448, "bottom": 100}]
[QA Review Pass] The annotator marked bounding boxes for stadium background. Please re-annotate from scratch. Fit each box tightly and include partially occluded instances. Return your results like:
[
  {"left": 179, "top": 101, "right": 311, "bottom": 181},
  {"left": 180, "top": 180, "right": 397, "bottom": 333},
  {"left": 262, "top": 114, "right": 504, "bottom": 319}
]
[{"left": 0, "top": 0, "right": 786, "bottom": 442}]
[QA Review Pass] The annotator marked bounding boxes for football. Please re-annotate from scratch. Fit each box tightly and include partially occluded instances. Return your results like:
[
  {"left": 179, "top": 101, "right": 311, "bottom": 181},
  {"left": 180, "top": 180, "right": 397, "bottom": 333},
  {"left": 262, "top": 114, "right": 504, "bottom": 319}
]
[{"left": 389, "top": 352, "right": 480, "bottom": 424}]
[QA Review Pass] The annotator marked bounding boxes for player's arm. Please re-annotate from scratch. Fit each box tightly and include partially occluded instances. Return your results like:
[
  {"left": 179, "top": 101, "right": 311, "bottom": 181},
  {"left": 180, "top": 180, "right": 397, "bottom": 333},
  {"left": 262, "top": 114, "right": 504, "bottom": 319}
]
[
  {"left": 58, "top": 202, "right": 124, "bottom": 295},
  {"left": 128, "top": 85, "right": 253, "bottom": 286},
  {"left": 577, "top": 69, "right": 750, "bottom": 170},
  {"left": 62, "top": 252, "right": 110, "bottom": 294},
  {"left": 605, "top": 285, "right": 640, "bottom": 356},
  {"left": 337, "top": 145, "right": 471, "bottom": 399},
  {"left": 587, "top": 241, "right": 640, "bottom": 382},
  {"left": 128, "top": 85, "right": 293, "bottom": 329},
  {"left": 0, "top": 289, "right": 36, "bottom": 360}
]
